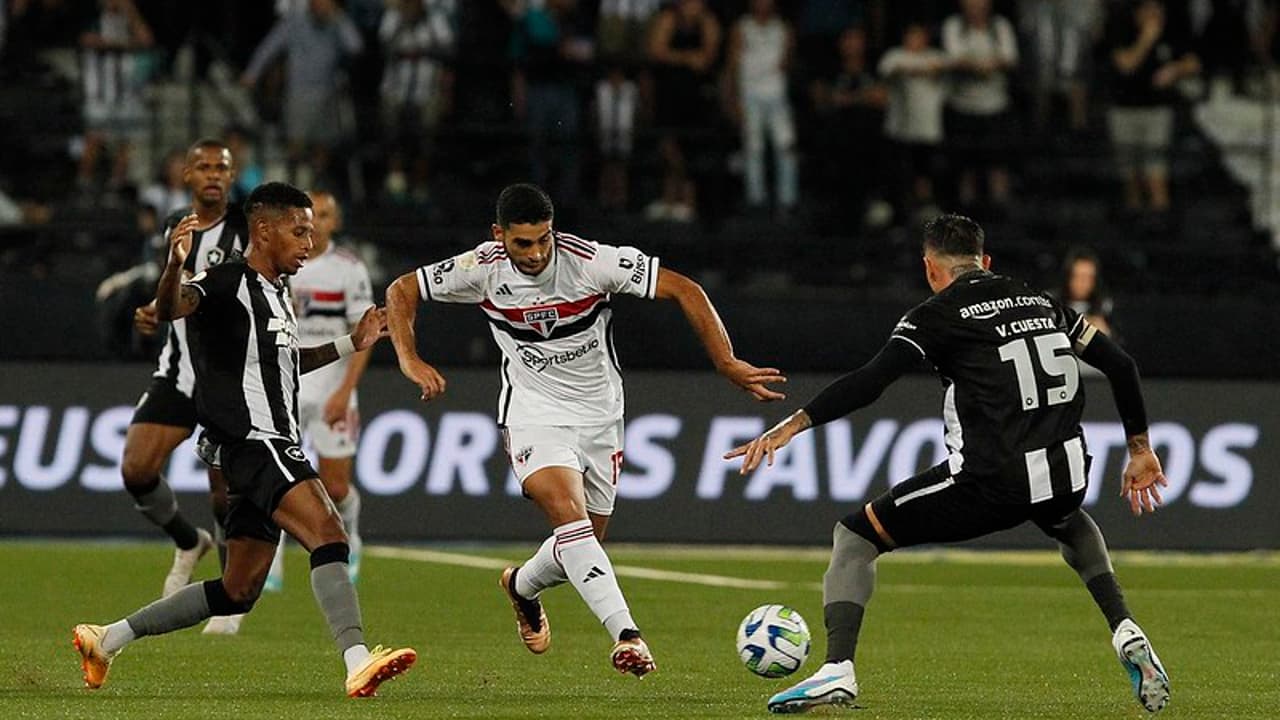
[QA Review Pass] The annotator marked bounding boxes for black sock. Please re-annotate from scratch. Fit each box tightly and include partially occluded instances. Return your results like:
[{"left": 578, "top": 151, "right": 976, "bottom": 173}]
[
  {"left": 824, "top": 601, "right": 866, "bottom": 665},
  {"left": 1086, "top": 573, "right": 1131, "bottom": 631},
  {"left": 163, "top": 514, "right": 200, "bottom": 551},
  {"left": 619, "top": 628, "right": 642, "bottom": 642}
]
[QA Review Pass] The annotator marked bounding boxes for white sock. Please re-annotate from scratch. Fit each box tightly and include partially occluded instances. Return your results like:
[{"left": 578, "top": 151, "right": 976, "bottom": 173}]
[
  {"left": 336, "top": 487, "right": 361, "bottom": 541},
  {"left": 515, "top": 535, "right": 568, "bottom": 599},
  {"left": 553, "top": 519, "right": 636, "bottom": 639},
  {"left": 343, "top": 644, "right": 371, "bottom": 675},
  {"left": 820, "top": 659, "right": 854, "bottom": 676},
  {"left": 102, "top": 619, "right": 136, "bottom": 654},
  {"left": 268, "top": 534, "right": 286, "bottom": 580}
]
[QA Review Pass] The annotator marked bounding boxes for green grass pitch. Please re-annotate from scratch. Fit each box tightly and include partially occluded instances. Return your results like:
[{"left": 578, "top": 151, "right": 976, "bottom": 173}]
[{"left": 1, "top": 541, "right": 1276, "bottom": 719}]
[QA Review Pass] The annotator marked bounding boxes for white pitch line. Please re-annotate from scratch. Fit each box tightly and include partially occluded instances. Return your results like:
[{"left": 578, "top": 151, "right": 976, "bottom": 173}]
[{"left": 365, "top": 545, "right": 792, "bottom": 590}]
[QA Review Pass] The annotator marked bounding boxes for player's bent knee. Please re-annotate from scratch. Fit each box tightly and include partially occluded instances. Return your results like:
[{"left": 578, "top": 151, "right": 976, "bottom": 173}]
[
  {"left": 310, "top": 542, "right": 350, "bottom": 569},
  {"left": 841, "top": 507, "right": 894, "bottom": 554},
  {"left": 120, "top": 455, "right": 162, "bottom": 492},
  {"left": 203, "top": 579, "right": 258, "bottom": 615}
]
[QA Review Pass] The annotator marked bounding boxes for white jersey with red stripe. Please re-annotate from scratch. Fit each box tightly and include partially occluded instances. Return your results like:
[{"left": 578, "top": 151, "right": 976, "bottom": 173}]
[
  {"left": 415, "top": 231, "right": 659, "bottom": 426},
  {"left": 292, "top": 243, "right": 374, "bottom": 403}
]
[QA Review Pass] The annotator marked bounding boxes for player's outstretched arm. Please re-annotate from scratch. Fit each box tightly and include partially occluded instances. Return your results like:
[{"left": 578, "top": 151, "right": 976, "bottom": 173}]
[
  {"left": 654, "top": 268, "right": 786, "bottom": 401},
  {"left": 155, "top": 214, "right": 201, "bottom": 321},
  {"left": 1077, "top": 329, "right": 1168, "bottom": 515},
  {"left": 724, "top": 339, "right": 918, "bottom": 474},
  {"left": 386, "top": 272, "right": 447, "bottom": 402},
  {"left": 300, "top": 306, "right": 387, "bottom": 375}
]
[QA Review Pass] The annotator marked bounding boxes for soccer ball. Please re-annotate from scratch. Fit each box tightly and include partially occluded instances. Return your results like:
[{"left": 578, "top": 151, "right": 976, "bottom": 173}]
[{"left": 736, "top": 604, "right": 811, "bottom": 678}]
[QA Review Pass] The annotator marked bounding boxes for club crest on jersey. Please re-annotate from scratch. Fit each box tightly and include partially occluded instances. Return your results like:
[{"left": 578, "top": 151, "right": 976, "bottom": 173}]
[
  {"left": 284, "top": 445, "right": 307, "bottom": 463},
  {"left": 206, "top": 247, "right": 225, "bottom": 266},
  {"left": 523, "top": 308, "right": 559, "bottom": 337},
  {"left": 514, "top": 446, "right": 534, "bottom": 466}
]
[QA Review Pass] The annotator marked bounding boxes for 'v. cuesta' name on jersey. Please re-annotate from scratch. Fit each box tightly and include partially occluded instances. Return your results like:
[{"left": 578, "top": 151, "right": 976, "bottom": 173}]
[
  {"left": 890, "top": 270, "right": 1090, "bottom": 504},
  {"left": 415, "top": 232, "right": 659, "bottom": 426}
]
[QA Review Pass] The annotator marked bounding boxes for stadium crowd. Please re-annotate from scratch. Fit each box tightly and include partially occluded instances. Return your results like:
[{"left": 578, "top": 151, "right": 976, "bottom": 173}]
[{"left": 0, "top": 0, "right": 1277, "bottom": 367}]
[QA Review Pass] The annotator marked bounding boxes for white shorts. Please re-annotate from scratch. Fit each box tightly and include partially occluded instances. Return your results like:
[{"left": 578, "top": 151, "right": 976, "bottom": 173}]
[
  {"left": 298, "top": 390, "right": 360, "bottom": 459},
  {"left": 503, "top": 421, "right": 624, "bottom": 516}
]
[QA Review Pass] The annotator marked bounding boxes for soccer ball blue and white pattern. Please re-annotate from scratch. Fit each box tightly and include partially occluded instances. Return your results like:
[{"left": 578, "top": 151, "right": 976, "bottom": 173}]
[{"left": 736, "top": 604, "right": 811, "bottom": 678}]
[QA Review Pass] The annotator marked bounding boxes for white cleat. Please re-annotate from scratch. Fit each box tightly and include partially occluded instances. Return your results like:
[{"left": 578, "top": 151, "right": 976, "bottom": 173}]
[
  {"left": 1112, "top": 619, "right": 1170, "bottom": 713},
  {"left": 767, "top": 661, "right": 859, "bottom": 714},
  {"left": 202, "top": 614, "right": 245, "bottom": 636},
  {"left": 162, "top": 528, "right": 214, "bottom": 598}
]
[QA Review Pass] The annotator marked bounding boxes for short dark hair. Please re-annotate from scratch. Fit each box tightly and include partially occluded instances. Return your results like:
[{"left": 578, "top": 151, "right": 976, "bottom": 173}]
[
  {"left": 922, "top": 214, "right": 984, "bottom": 257},
  {"left": 496, "top": 183, "right": 554, "bottom": 227},
  {"left": 187, "top": 137, "right": 229, "bottom": 158},
  {"left": 245, "top": 181, "right": 312, "bottom": 221}
]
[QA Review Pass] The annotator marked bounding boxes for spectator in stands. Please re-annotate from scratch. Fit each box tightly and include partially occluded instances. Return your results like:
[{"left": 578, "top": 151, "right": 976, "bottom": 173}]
[
  {"left": 380, "top": 0, "right": 456, "bottom": 206},
  {"left": 1059, "top": 247, "right": 1114, "bottom": 336},
  {"left": 1105, "top": 0, "right": 1200, "bottom": 214},
  {"left": 943, "top": 0, "right": 1019, "bottom": 208},
  {"left": 509, "top": 0, "right": 592, "bottom": 214},
  {"left": 595, "top": 64, "right": 638, "bottom": 210},
  {"left": 1020, "top": 0, "right": 1103, "bottom": 133},
  {"left": 140, "top": 150, "right": 189, "bottom": 219},
  {"left": 727, "top": 0, "right": 797, "bottom": 217},
  {"left": 647, "top": 0, "right": 721, "bottom": 222},
  {"left": 224, "top": 125, "right": 264, "bottom": 205},
  {"left": 0, "top": 178, "right": 53, "bottom": 226},
  {"left": 241, "top": 0, "right": 364, "bottom": 190},
  {"left": 77, "top": 0, "right": 154, "bottom": 197},
  {"left": 598, "top": 0, "right": 661, "bottom": 64},
  {"left": 797, "top": 0, "right": 863, "bottom": 79},
  {"left": 879, "top": 22, "right": 949, "bottom": 221},
  {"left": 811, "top": 26, "right": 887, "bottom": 224}
]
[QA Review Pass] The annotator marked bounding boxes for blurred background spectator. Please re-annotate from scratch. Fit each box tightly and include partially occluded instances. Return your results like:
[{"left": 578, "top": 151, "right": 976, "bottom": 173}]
[
  {"left": 379, "top": 0, "right": 456, "bottom": 206},
  {"left": 77, "top": 0, "right": 154, "bottom": 199},
  {"left": 140, "top": 150, "right": 190, "bottom": 218},
  {"left": 240, "top": 0, "right": 365, "bottom": 190},
  {"left": 878, "top": 22, "right": 947, "bottom": 224},
  {"left": 727, "top": 0, "right": 798, "bottom": 217},
  {"left": 1105, "top": 0, "right": 1201, "bottom": 215},
  {"left": 943, "top": 0, "right": 1018, "bottom": 209},
  {"left": 0, "top": 0, "right": 1278, "bottom": 378},
  {"left": 647, "top": 0, "right": 721, "bottom": 222},
  {"left": 810, "top": 26, "right": 887, "bottom": 226},
  {"left": 1058, "top": 246, "right": 1115, "bottom": 337}
]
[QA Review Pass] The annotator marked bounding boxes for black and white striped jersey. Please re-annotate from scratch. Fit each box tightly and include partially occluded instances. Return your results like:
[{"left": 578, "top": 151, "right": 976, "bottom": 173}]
[
  {"left": 891, "top": 270, "right": 1091, "bottom": 503},
  {"left": 152, "top": 207, "right": 250, "bottom": 396},
  {"left": 185, "top": 260, "right": 301, "bottom": 445}
]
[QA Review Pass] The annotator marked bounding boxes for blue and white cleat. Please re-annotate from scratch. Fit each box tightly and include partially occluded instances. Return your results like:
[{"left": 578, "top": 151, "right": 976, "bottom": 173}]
[
  {"left": 1112, "top": 619, "right": 1170, "bottom": 713},
  {"left": 767, "top": 660, "right": 858, "bottom": 714}
]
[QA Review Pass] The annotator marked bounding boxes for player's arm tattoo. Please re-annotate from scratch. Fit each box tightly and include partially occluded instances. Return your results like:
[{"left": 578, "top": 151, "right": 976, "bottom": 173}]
[
  {"left": 299, "top": 342, "right": 340, "bottom": 375},
  {"left": 155, "top": 263, "right": 200, "bottom": 321},
  {"left": 1126, "top": 432, "right": 1153, "bottom": 456}
]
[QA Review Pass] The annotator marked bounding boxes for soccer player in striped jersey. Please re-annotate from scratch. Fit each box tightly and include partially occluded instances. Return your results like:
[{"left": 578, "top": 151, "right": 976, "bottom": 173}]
[
  {"left": 75, "top": 182, "right": 415, "bottom": 698},
  {"left": 263, "top": 191, "right": 374, "bottom": 594},
  {"left": 386, "top": 183, "right": 786, "bottom": 677},
  {"left": 126, "top": 138, "right": 247, "bottom": 602},
  {"left": 728, "top": 215, "right": 1171, "bottom": 714}
]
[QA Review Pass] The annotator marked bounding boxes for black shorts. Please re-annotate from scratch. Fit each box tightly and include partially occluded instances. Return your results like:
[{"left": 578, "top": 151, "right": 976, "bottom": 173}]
[
  {"left": 851, "top": 461, "right": 1086, "bottom": 551},
  {"left": 220, "top": 438, "right": 318, "bottom": 543},
  {"left": 130, "top": 376, "right": 197, "bottom": 429}
]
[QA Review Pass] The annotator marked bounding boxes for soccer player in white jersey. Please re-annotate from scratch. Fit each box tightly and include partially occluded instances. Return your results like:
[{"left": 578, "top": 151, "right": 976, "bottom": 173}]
[
  {"left": 385, "top": 183, "right": 787, "bottom": 676},
  {"left": 264, "top": 191, "right": 373, "bottom": 593}
]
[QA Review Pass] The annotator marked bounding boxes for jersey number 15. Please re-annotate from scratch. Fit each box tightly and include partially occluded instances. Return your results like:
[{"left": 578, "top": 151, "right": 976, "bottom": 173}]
[{"left": 998, "top": 333, "right": 1079, "bottom": 411}]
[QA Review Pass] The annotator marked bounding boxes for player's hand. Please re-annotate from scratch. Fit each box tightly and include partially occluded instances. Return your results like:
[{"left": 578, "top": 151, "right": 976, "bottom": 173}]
[
  {"left": 1120, "top": 448, "right": 1168, "bottom": 516},
  {"left": 718, "top": 358, "right": 787, "bottom": 402},
  {"left": 167, "top": 214, "right": 199, "bottom": 268},
  {"left": 133, "top": 300, "right": 159, "bottom": 335},
  {"left": 724, "top": 412, "right": 806, "bottom": 474},
  {"left": 351, "top": 306, "right": 388, "bottom": 351},
  {"left": 1152, "top": 64, "right": 1179, "bottom": 88},
  {"left": 323, "top": 387, "right": 351, "bottom": 428},
  {"left": 401, "top": 357, "right": 447, "bottom": 402}
]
